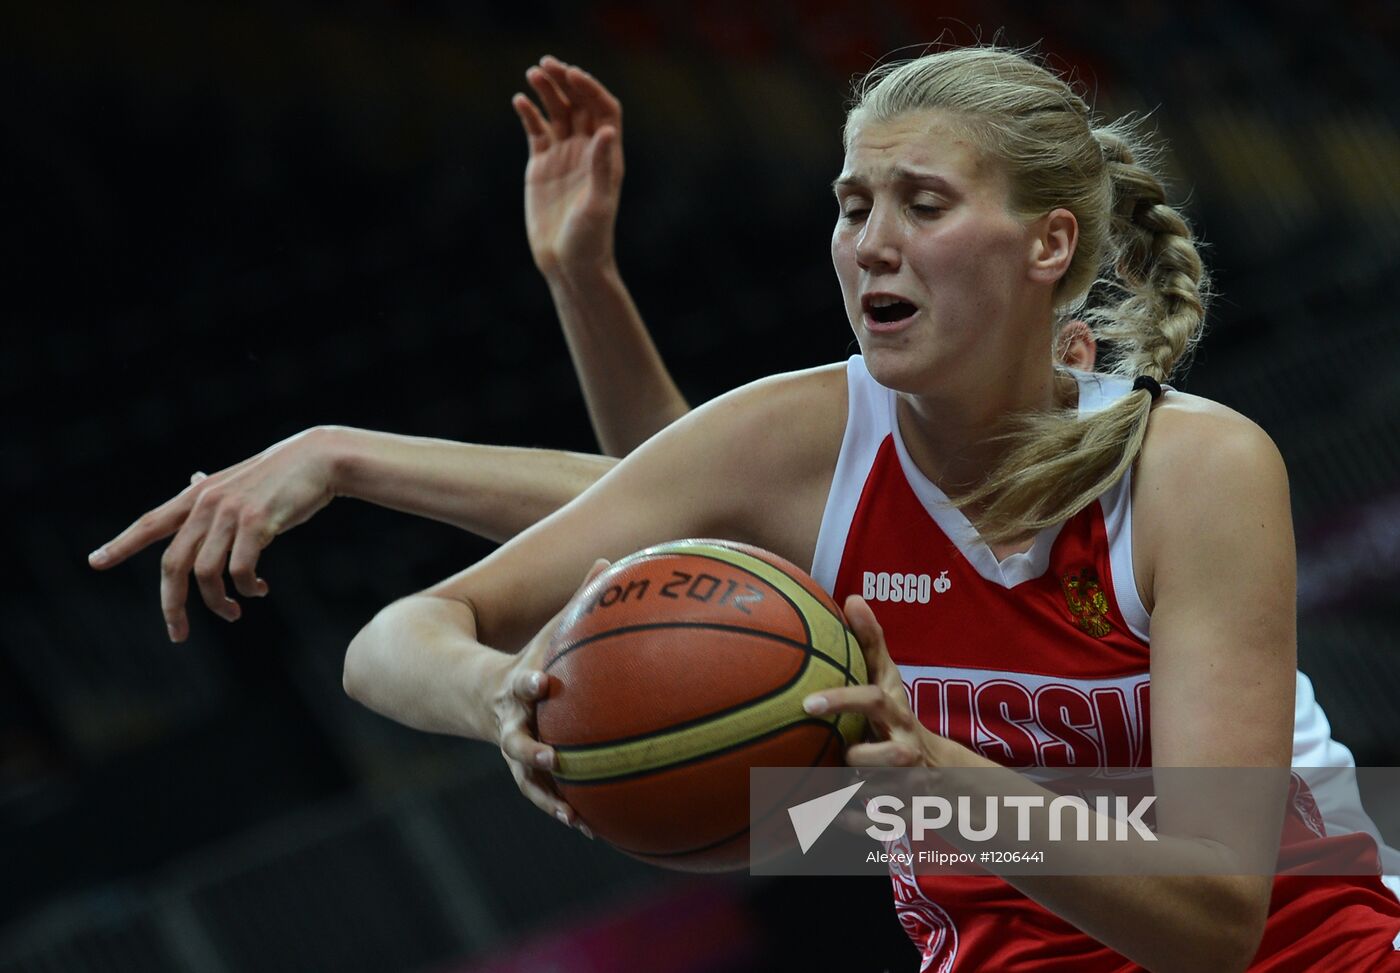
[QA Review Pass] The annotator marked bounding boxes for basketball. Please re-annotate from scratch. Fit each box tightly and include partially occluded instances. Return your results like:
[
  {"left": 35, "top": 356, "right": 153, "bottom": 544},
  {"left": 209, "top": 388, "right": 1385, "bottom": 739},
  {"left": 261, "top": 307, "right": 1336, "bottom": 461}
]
[{"left": 535, "top": 539, "right": 868, "bottom": 872}]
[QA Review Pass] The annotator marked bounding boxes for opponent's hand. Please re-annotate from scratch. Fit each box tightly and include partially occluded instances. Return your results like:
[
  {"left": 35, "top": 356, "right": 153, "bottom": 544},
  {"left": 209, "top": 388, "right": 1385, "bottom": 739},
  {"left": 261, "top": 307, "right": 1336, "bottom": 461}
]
[
  {"left": 493, "top": 558, "right": 610, "bottom": 835},
  {"left": 513, "top": 55, "right": 624, "bottom": 278},
  {"left": 803, "top": 595, "right": 952, "bottom": 768},
  {"left": 88, "top": 427, "right": 340, "bottom": 642}
]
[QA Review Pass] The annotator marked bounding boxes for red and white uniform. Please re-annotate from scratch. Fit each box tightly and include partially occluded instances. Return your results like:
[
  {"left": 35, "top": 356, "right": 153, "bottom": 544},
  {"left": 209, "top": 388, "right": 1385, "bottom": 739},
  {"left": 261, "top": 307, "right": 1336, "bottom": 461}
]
[{"left": 811, "top": 356, "right": 1400, "bottom": 971}]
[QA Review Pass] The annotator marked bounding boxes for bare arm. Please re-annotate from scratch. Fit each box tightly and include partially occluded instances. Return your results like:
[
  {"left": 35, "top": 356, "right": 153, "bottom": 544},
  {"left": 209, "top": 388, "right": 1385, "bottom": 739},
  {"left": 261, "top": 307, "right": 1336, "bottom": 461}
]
[
  {"left": 328, "top": 427, "right": 615, "bottom": 541},
  {"left": 343, "top": 365, "right": 846, "bottom": 818},
  {"left": 816, "top": 397, "right": 1297, "bottom": 973},
  {"left": 514, "top": 57, "right": 688, "bottom": 455},
  {"left": 88, "top": 425, "right": 617, "bottom": 641}
]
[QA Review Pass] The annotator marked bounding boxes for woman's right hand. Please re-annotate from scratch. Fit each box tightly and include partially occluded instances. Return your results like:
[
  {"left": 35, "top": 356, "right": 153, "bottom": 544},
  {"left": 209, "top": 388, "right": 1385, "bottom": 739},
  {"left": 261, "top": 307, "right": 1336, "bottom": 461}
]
[
  {"left": 88, "top": 426, "right": 345, "bottom": 642},
  {"left": 492, "top": 558, "right": 610, "bottom": 836},
  {"left": 513, "top": 56, "right": 624, "bottom": 279}
]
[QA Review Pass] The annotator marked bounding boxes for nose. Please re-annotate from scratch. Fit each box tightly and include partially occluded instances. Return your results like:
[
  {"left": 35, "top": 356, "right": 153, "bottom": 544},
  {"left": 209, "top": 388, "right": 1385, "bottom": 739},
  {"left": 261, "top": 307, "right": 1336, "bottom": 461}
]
[{"left": 855, "top": 205, "right": 901, "bottom": 273}]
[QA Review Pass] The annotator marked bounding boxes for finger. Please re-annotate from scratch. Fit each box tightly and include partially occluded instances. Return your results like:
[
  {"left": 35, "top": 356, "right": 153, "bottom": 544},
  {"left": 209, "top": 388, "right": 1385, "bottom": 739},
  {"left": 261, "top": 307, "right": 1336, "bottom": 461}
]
[
  {"left": 507, "top": 756, "right": 574, "bottom": 822},
  {"left": 227, "top": 521, "right": 271, "bottom": 598},
  {"left": 844, "top": 594, "right": 904, "bottom": 692},
  {"left": 539, "top": 57, "right": 590, "bottom": 133},
  {"left": 159, "top": 508, "right": 216, "bottom": 642},
  {"left": 523, "top": 776, "right": 574, "bottom": 824},
  {"left": 511, "top": 93, "right": 551, "bottom": 154},
  {"left": 190, "top": 471, "right": 208, "bottom": 485},
  {"left": 519, "top": 762, "right": 587, "bottom": 834},
  {"left": 803, "top": 683, "right": 887, "bottom": 717},
  {"left": 512, "top": 668, "right": 549, "bottom": 703},
  {"left": 555, "top": 64, "right": 593, "bottom": 136},
  {"left": 192, "top": 508, "right": 240, "bottom": 621},
  {"left": 501, "top": 722, "right": 557, "bottom": 773},
  {"left": 91, "top": 496, "right": 192, "bottom": 569},
  {"left": 582, "top": 556, "right": 611, "bottom": 587},
  {"left": 570, "top": 66, "right": 622, "bottom": 129},
  {"left": 587, "top": 126, "right": 619, "bottom": 195},
  {"left": 526, "top": 65, "right": 571, "bottom": 139}
]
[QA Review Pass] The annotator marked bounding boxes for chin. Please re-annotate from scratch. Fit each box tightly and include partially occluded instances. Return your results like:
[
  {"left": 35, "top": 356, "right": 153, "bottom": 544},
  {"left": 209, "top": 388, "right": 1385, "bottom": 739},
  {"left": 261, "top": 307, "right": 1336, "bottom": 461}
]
[{"left": 858, "top": 341, "right": 946, "bottom": 396}]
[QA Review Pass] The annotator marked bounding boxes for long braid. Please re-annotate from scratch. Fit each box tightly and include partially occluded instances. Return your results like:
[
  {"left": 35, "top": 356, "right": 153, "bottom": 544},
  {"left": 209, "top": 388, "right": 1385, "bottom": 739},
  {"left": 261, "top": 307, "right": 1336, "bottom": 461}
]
[{"left": 1088, "top": 124, "right": 1210, "bottom": 384}]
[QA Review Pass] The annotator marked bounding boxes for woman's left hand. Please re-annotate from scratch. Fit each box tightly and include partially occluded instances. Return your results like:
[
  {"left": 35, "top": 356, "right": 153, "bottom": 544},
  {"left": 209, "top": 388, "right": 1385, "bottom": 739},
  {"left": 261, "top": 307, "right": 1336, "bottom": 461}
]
[{"left": 803, "top": 595, "right": 950, "bottom": 768}]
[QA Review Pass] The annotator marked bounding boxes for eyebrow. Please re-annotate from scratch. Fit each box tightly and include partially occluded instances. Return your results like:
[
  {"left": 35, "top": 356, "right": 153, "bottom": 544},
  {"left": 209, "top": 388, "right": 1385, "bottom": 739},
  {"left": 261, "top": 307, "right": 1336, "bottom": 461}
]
[{"left": 831, "top": 168, "right": 956, "bottom": 195}]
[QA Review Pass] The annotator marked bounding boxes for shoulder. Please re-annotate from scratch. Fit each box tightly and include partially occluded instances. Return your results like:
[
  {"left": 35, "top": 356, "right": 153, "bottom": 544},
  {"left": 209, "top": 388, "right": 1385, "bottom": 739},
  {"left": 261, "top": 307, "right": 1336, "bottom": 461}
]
[
  {"left": 620, "top": 361, "right": 850, "bottom": 557},
  {"left": 1135, "top": 390, "right": 1287, "bottom": 495},
  {"left": 662, "top": 362, "right": 849, "bottom": 473},
  {"left": 1131, "top": 390, "right": 1293, "bottom": 610},
  {"left": 688, "top": 361, "right": 848, "bottom": 419}
]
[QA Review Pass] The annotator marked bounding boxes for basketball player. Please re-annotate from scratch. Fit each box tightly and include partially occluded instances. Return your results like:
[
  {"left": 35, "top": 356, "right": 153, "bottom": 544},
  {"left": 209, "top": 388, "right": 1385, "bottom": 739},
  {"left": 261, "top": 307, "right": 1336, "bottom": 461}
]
[{"left": 94, "top": 49, "right": 1400, "bottom": 969}]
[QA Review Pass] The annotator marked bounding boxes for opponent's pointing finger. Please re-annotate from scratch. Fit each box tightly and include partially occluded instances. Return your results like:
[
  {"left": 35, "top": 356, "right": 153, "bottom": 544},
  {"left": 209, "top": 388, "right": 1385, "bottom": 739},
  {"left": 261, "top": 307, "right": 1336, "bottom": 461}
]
[{"left": 90, "top": 500, "right": 188, "bottom": 570}]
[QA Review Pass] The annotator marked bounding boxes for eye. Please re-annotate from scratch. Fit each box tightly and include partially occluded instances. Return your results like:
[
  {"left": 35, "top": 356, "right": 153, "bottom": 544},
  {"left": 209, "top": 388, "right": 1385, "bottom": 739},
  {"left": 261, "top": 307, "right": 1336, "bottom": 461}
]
[
  {"left": 839, "top": 206, "right": 869, "bottom": 223},
  {"left": 911, "top": 204, "right": 944, "bottom": 217}
]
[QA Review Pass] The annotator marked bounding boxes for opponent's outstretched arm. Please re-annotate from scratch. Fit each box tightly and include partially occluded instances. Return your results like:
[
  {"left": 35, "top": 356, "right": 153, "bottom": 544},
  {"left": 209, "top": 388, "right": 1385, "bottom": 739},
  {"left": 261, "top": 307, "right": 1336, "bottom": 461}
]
[
  {"left": 515, "top": 56, "right": 688, "bottom": 456},
  {"left": 88, "top": 427, "right": 616, "bottom": 642}
]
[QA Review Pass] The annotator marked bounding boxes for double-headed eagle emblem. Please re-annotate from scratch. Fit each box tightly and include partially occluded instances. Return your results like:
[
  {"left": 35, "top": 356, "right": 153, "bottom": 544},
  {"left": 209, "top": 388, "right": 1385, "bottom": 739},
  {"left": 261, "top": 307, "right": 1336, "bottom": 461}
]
[{"left": 1061, "top": 566, "right": 1113, "bottom": 638}]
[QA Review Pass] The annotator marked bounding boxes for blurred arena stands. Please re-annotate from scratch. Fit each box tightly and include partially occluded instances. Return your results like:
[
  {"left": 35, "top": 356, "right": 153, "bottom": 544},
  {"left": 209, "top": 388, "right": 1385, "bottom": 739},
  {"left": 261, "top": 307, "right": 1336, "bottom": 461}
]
[{"left": 3, "top": 1, "right": 1398, "bottom": 970}]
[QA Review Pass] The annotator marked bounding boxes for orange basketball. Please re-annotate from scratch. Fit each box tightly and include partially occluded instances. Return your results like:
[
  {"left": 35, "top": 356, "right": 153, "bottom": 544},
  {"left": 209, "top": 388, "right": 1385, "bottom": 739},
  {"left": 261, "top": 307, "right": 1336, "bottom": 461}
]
[{"left": 536, "top": 539, "right": 868, "bottom": 872}]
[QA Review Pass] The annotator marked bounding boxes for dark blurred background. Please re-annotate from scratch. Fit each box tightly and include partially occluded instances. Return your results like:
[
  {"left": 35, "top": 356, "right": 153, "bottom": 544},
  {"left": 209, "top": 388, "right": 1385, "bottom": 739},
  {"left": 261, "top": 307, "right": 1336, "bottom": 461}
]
[{"left": 4, "top": 1, "right": 1399, "bottom": 971}]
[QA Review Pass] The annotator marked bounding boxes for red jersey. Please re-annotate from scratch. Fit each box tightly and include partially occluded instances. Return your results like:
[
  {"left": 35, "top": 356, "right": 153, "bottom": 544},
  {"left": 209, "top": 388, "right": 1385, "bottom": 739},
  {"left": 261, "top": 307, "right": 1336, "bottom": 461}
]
[{"left": 811, "top": 356, "right": 1400, "bottom": 971}]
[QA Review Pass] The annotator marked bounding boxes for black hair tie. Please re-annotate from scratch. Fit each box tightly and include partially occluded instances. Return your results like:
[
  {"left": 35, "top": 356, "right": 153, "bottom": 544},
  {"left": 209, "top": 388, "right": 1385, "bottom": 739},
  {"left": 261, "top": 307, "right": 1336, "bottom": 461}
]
[{"left": 1132, "top": 375, "right": 1163, "bottom": 401}]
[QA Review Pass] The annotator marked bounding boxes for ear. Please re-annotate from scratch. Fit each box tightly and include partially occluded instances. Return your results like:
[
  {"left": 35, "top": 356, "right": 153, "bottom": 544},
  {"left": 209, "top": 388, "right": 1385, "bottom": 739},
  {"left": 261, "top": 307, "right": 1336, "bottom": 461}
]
[
  {"left": 1056, "top": 319, "right": 1098, "bottom": 370},
  {"left": 1028, "top": 208, "right": 1078, "bottom": 285}
]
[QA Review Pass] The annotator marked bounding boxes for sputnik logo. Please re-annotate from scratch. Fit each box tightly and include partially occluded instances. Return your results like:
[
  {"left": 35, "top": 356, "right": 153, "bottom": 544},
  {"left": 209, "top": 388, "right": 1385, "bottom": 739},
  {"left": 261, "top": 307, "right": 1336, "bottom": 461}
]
[{"left": 787, "top": 780, "right": 866, "bottom": 853}]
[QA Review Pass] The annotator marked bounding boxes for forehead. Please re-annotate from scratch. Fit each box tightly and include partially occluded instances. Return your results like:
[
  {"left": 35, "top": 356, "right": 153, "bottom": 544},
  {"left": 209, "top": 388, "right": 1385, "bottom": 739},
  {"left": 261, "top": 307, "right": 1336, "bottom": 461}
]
[{"left": 837, "top": 110, "right": 997, "bottom": 190}]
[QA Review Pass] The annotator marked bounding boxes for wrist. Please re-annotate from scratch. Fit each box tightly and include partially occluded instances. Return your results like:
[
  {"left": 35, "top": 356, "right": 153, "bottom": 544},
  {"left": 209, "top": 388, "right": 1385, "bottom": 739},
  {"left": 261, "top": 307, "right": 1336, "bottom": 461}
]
[
  {"left": 543, "top": 255, "right": 622, "bottom": 295},
  {"left": 313, "top": 424, "right": 374, "bottom": 499}
]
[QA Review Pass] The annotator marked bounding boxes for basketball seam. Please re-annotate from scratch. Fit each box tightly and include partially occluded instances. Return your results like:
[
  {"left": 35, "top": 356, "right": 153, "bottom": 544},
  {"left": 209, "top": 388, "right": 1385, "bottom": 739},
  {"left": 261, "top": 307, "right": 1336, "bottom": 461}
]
[
  {"left": 546, "top": 619, "right": 858, "bottom": 683},
  {"left": 556, "top": 716, "right": 845, "bottom": 786}
]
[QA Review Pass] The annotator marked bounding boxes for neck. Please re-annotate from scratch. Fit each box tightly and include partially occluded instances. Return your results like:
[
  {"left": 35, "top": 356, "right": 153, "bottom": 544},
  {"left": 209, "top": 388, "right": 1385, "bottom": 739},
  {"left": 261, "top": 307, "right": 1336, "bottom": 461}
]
[{"left": 896, "top": 361, "right": 1072, "bottom": 502}]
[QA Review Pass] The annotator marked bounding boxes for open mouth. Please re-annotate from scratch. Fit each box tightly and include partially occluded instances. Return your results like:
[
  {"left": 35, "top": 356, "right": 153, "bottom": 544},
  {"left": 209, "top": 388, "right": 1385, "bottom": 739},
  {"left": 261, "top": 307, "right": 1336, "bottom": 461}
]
[{"left": 863, "top": 295, "right": 918, "bottom": 324}]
